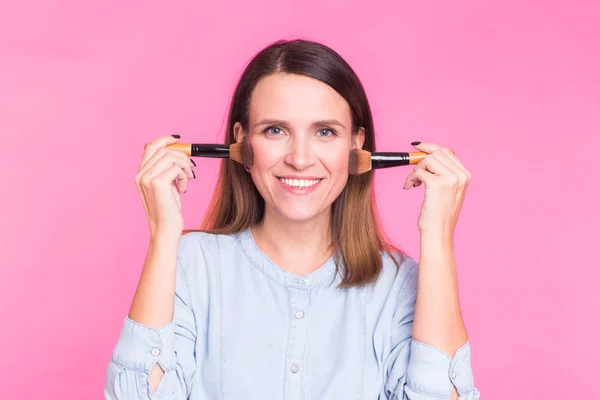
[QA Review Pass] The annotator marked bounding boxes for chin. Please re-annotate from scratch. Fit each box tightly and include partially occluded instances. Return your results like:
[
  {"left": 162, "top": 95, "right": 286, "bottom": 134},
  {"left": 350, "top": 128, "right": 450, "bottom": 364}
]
[
  {"left": 271, "top": 202, "right": 329, "bottom": 223},
  {"left": 278, "top": 209, "right": 321, "bottom": 223}
]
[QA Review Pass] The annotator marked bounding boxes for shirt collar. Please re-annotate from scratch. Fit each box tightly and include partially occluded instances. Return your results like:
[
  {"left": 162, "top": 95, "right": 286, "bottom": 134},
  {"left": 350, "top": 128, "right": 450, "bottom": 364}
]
[{"left": 235, "top": 227, "right": 338, "bottom": 289}]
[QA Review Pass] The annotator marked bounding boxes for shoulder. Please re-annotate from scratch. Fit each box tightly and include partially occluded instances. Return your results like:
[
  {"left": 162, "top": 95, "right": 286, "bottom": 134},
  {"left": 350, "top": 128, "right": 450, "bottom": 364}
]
[
  {"left": 176, "top": 230, "right": 242, "bottom": 275},
  {"left": 380, "top": 250, "right": 419, "bottom": 282},
  {"left": 177, "top": 230, "right": 241, "bottom": 263},
  {"left": 375, "top": 250, "right": 420, "bottom": 302},
  {"left": 174, "top": 230, "right": 241, "bottom": 296},
  {"left": 361, "top": 250, "right": 420, "bottom": 324},
  {"left": 177, "top": 231, "right": 218, "bottom": 263}
]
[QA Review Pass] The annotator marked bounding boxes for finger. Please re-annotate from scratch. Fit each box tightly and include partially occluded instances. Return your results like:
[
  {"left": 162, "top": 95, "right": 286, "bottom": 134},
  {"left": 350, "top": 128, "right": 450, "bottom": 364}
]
[
  {"left": 408, "top": 162, "right": 428, "bottom": 187},
  {"left": 161, "top": 164, "right": 189, "bottom": 193},
  {"left": 138, "top": 154, "right": 194, "bottom": 195},
  {"left": 402, "top": 159, "right": 435, "bottom": 189},
  {"left": 439, "top": 147, "right": 469, "bottom": 174},
  {"left": 403, "top": 153, "right": 450, "bottom": 189},
  {"left": 403, "top": 167, "right": 438, "bottom": 189},
  {"left": 429, "top": 150, "right": 464, "bottom": 177},
  {"left": 140, "top": 135, "right": 182, "bottom": 168},
  {"left": 146, "top": 152, "right": 195, "bottom": 182},
  {"left": 140, "top": 148, "right": 195, "bottom": 180},
  {"left": 410, "top": 141, "right": 444, "bottom": 154},
  {"left": 431, "top": 150, "right": 470, "bottom": 185},
  {"left": 420, "top": 153, "right": 451, "bottom": 176},
  {"left": 139, "top": 148, "right": 195, "bottom": 179},
  {"left": 175, "top": 168, "right": 188, "bottom": 194},
  {"left": 412, "top": 141, "right": 457, "bottom": 156},
  {"left": 144, "top": 162, "right": 189, "bottom": 193},
  {"left": 137, "top": 136, "right": 183, "bottom": 213}
]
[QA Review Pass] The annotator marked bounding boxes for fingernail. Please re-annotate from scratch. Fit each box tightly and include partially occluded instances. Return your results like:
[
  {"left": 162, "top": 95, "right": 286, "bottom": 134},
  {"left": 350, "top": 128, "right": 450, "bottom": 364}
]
[
  {"left": 192, "top": 170, "right": 196, "bottom": 179},
  {"left": 171, "top": 134, "right": 181, "bottom": 139},
  {"left": 411, "top": 141, "right": 421, "bottom": 146},
  {"left": 190, "top": 159, "right": 196, "bottom": 167}
]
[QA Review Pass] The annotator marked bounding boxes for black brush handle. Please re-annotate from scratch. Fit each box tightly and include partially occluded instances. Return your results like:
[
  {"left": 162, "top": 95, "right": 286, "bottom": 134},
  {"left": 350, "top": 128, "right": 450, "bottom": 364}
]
[
  {"left": 190, "top": 143, "right": 230, "bottom": 158},
  {"left": 371, "top": 152, "right": 411, "bottom": 169}
]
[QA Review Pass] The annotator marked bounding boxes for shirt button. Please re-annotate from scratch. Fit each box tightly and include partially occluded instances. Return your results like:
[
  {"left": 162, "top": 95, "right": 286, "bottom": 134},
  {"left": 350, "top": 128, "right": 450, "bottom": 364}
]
[
  {"left": 295, "top": 311, "right": 304, "bottom": 319},
  {"left": 290, "top": 364, "right": 299, "bottom": 373},
  {"left": 451, "top": 371, "right": 457, "bottom": 380},
  {"left": 151, "top": 348, "right": 161, "bottom": 356},
  {"left": 304, "top": 279, "right": 310, "bottom": 286}
]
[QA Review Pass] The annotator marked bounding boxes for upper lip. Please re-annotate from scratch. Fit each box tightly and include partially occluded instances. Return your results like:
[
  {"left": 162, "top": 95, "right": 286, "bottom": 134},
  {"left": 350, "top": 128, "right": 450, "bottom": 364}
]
[{"left": 277, "top": 175, "right": 323, "bottom": 180}]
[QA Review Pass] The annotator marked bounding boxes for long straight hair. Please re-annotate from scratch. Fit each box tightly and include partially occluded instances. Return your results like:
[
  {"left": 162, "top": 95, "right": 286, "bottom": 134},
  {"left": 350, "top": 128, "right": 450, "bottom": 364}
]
[{"left": 196, "top": 39, "right": 404, "bottom": 287}]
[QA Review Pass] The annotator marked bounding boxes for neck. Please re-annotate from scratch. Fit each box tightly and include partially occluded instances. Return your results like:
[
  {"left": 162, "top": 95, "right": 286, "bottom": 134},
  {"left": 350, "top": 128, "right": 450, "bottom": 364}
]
[{"left": 251, "top": 207, "right": 333, "bottom": 277}]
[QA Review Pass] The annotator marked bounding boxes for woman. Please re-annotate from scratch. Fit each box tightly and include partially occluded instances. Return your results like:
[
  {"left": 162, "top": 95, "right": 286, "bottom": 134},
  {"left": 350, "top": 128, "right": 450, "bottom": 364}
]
[{"left": 105, "top": 39, "right": 479, "bottom": 400}]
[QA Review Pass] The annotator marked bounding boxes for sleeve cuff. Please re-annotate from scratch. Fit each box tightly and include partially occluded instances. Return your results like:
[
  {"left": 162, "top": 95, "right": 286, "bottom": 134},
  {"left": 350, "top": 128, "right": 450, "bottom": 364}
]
[
  {"left": 111, "top": 317, "right": 178, "bottom": 373},
  {"left": 405, "top": 340, "right": 475, "bottom": 397}
]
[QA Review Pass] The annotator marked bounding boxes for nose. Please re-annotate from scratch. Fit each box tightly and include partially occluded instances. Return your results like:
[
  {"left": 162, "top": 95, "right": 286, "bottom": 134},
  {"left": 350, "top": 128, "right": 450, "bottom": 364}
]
[{"left": 284, "top": 135, "right": 315, "bottom": 170}]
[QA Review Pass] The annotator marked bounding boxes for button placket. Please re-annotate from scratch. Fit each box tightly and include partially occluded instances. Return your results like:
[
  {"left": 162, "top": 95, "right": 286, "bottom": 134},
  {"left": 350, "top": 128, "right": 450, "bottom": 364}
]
[{"left": 284, "top": 289, "right": 308, "bottom": 399}]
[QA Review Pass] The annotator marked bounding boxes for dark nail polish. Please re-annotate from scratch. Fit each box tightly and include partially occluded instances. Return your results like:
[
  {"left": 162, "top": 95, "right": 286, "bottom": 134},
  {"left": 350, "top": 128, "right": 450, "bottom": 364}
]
[
  {"left": 192, "top": 170, "right": 196, "bottom": 179},
  {"left": 171, "top": 134, "right": 181, "bottom": 139},
  {"left": 411, "top": 141, "right": 421, "bottom": 146},
  {"left": 190, "top": 159, "right": 196, "bottom": 167}
]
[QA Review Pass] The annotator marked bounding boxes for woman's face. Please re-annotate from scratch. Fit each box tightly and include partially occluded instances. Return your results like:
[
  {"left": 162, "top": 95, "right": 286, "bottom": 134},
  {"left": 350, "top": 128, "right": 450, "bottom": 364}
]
[{"left": 235, "top": 73, "right": 364, "bottom": 224}]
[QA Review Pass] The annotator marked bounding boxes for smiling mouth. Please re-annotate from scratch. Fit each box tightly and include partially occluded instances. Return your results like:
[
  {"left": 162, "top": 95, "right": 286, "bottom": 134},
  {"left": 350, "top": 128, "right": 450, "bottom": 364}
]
[{"left": 277, "top": 177, "right": 323, "bottom": 188}]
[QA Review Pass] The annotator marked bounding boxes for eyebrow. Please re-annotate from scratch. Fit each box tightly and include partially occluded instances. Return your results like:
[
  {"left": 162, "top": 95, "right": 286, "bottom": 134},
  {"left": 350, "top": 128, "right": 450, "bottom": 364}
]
[{"left": 253, "top": 118, "right": 347, "bottom": 130}]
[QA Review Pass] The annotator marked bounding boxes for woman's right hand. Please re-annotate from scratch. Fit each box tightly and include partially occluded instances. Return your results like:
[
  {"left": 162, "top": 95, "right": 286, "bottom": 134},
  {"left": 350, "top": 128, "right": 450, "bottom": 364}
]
[{"left": 135, "top": 135, "right": 196, "bottom": 238}]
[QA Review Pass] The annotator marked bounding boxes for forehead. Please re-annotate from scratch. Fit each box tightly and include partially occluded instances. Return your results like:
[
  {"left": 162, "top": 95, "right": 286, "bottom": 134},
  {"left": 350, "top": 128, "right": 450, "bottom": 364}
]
[{"left": 248, "top": 73, "right": 352, "bottom": 124}]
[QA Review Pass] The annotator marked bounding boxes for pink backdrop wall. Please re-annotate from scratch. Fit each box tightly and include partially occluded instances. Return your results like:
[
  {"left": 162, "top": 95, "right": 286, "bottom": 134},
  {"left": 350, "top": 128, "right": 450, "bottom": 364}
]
[{"left": 1, "top": 1, "right": 598, "bottom": 398}]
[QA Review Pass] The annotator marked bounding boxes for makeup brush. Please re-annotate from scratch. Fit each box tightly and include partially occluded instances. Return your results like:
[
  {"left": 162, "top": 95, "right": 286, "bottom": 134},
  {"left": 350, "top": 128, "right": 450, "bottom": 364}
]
[
  {"left": 349, "top": 148, "right": 454, "bottom": 175},
  {"left": 165, "top": 142, "right": 253, "bottom": 166}
]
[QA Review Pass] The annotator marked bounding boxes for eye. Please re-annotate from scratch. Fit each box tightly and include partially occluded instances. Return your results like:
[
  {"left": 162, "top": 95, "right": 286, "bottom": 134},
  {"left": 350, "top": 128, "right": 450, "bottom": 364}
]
[
  {"left": 316, "top": 128, "right": 336, "bottom": 137},
  {"left": 263, "top": 126, "right": 284, "bottom": 135}
]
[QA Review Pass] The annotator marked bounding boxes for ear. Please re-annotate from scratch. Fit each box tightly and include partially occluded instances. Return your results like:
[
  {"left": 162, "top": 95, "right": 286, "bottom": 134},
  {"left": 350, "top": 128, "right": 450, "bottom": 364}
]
[
  {"left": 233, "top": 122, "right": 246, "bottom": 143},
  {"left": 353, "top": 127, "right": 366, "bottom": 149}
]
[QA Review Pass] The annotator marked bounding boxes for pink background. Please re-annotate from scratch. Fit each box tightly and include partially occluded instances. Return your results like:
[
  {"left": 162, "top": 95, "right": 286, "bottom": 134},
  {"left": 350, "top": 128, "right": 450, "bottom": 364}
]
[{"left": 1, "top": 1, "right": 598, "bottom": 398}]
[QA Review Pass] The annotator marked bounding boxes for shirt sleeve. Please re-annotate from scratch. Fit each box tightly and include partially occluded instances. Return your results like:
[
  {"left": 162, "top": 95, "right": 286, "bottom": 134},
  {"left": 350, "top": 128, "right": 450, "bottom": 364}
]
[
  {"left": 382, "top": 261, "right": 480, "bottom": 400},
  {"left": 104, "top": 250, "right": 197, "bottom": 400}
]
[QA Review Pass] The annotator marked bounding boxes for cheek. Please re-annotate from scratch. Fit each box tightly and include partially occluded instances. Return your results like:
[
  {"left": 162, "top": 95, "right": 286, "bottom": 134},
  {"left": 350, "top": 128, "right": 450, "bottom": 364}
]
[
  {"left": 249, "top": 138, "right": 278, "bottom": 170},
  {"left": 248, "top": 138, "right": 286, "bottom": 184},
  {"left": 251, "top": 148, "right": 272, "bottom": 170},
  {"left": 322, "top": 147, "right": 350, "bottom": 175}
]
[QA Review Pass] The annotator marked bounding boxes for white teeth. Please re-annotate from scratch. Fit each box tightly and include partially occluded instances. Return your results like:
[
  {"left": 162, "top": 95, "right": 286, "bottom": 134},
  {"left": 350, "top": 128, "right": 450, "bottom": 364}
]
[{"left": 278, "top": 178, "right": 320, "bottom": 188}]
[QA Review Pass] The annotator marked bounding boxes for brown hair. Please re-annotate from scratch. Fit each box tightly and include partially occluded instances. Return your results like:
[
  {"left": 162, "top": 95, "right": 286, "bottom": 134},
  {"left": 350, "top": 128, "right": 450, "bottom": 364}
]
[{"left": 195, "top": 39, "right": 404, "bottom": 287}]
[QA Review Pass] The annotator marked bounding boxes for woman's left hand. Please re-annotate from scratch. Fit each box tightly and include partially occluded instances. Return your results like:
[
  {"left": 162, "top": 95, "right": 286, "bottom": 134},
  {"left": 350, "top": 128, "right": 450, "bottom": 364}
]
[{"left": 402, "top": 142, "right": 472, "bottom": 235}]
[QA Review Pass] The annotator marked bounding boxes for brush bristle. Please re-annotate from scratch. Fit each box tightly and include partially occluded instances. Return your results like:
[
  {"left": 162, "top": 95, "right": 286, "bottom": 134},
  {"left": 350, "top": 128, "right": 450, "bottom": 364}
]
[
  {"left": 348, "top": 149, "right": 372, "bottom": 175},
  {"left": 229, "top": 142, "right": 253, "bottom": 166}
]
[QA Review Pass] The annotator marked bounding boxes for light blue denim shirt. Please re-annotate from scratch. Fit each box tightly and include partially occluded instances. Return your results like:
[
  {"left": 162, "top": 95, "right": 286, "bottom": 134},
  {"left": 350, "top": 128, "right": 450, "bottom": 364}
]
[{"left": 105, "top": 229, "right": 479, "bottom": 399}]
